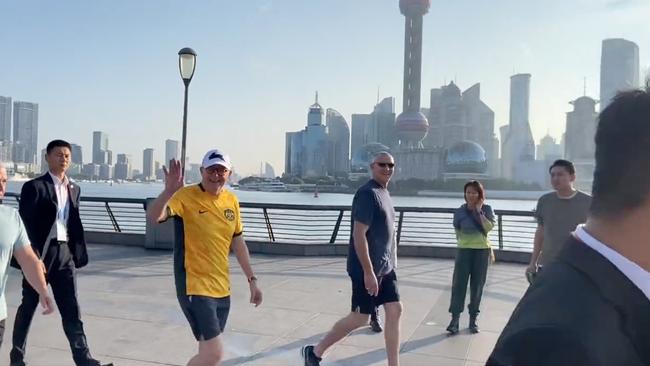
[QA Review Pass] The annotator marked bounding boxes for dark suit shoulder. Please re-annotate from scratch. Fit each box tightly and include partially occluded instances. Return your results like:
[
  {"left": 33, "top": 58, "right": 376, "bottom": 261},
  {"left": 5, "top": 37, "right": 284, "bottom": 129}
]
[
  {"left": 488, "top": 326, "right": 601, "bottom": 366},
  {"left": 491, "top": 239, "right": 649, "bottom": 366},
  {"left": 502, "top": 260, "right": 605, "bottom": 333},
  {"left": 20, "top": 178, "right": 38, "bottom": 190}
]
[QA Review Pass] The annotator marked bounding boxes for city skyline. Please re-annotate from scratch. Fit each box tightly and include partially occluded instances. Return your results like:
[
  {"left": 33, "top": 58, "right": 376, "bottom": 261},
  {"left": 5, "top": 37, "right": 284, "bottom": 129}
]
[{"left": 1, "top": 0, "right": 649, "bottom": 175}]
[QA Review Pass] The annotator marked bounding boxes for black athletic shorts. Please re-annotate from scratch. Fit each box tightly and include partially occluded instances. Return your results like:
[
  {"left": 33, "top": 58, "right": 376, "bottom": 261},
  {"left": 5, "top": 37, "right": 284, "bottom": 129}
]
[
  {"left": 351, "top": 270, "right": 400, "bottom": 314},
  {"left": 179, "top": 295, "right": 231, "bottom": 341}
]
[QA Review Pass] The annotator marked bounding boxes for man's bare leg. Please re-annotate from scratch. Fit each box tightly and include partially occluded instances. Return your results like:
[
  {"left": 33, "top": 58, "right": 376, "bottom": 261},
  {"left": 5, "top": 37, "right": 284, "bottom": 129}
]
[
  {"left": 313, "top": 312, "right": 370, "bottom": 358},
  {"left": 187, "top": 336, "right": 224, "bottom": 366},
  {"left": 383, "top": 301, "right": 403, "bottom": 366}
]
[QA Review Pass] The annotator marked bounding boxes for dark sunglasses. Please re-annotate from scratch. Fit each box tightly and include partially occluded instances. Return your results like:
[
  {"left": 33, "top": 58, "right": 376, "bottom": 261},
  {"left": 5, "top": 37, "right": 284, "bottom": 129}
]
[
  {"left": 206, "top": 165, "right": 229, "bottom": 174},
  {"left": 375, "top": 162, "right": 395, "bottom": 168}
]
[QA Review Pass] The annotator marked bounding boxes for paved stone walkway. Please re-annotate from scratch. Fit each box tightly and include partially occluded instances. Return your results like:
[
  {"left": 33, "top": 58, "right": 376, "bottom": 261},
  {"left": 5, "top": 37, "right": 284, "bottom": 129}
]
[{"left": 1, "top": 244, "right": 529, "bottom": 365}]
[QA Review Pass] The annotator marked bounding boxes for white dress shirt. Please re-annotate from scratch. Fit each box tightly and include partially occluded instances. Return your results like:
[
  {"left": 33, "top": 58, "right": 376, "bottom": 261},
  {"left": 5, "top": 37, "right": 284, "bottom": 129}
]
[
  {"left": 575, "top": 224, "right": 650, "bottom": 301},
  {"left": 47, "top": 172, "right": 70, "bottom": 242}
]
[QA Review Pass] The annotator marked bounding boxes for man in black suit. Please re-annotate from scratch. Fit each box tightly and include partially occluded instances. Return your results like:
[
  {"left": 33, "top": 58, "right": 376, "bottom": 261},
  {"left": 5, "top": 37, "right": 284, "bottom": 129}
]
[
  {"left": 487, "top": 87, "right": 650, "bottom": 365},
  {"left": 10, "top": 140, "right": 112, "bottom": 366}
]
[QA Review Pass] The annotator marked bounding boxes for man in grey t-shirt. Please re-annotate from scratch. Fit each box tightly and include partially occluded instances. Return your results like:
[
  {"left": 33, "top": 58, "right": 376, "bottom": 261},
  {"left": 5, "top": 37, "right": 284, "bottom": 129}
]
[
  {"left": 0, "top": 163, "right": 53, "bottom": 349},
  {"left": 528, "top": 160, "right": 591, "bottom": 278},
  {"left": 302, "top": 152, "right": 402, "bottom": 366}
]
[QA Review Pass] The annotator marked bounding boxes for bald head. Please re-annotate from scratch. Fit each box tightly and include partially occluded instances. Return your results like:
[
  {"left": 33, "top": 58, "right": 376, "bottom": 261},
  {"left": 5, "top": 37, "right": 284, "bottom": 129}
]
[{"left": 372, "top": 151, "right": 394, "bottom": 164}]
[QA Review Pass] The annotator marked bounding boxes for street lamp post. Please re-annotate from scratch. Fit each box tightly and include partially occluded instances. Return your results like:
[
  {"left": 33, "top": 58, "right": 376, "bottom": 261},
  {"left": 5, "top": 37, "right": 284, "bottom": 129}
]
[{"left": 178, "top": 47, "right": 197, "bottom": 177}]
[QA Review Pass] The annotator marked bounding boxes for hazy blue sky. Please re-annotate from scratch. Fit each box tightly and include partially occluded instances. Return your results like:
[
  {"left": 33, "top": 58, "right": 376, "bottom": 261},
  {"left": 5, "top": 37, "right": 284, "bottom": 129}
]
[{"left": 1, "top": 0, "right": 649, "bottom": 176}]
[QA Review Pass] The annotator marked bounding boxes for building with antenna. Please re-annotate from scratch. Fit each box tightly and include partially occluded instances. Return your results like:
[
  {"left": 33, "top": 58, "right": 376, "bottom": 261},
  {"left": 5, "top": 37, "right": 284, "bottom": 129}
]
[{"left": 285, "top": 93, "right": 338, "bottom": 178}]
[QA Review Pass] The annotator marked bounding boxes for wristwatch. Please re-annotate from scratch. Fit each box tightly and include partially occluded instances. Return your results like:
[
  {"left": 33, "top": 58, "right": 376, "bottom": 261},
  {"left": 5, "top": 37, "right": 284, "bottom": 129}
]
[{"left": 248, "top": 276, "right": 258, "bottom": 283}]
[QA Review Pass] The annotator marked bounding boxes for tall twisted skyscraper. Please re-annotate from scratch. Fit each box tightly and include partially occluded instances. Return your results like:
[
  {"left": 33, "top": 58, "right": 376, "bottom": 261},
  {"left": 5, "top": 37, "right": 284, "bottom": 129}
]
[
  {"left": 600, "top": 38, "right": 639, "bottom": 111},
  {"left": 501, "top": 74, "right": 535, "bottom": 180},
  {"left": 395, "top": 0, "right": 430, "bottom": 149}
]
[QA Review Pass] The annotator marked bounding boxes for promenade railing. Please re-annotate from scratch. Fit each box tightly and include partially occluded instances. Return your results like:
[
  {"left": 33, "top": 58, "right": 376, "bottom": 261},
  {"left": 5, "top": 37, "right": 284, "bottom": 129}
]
[{"left": 3, "top": 193, "right": 537, "bottom": 252}]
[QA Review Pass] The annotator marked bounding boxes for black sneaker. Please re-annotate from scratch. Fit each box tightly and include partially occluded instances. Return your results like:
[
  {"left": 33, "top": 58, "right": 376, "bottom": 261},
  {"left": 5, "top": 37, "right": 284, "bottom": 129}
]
[
  {"left": 301, "top": 345, "right": 321, "bottom": 366},
  {"left": 86, "top": 359, "right": 114, "bottom": 366},
  {"left": 369, "top": 315, "right": 383, "bottom": 333}
]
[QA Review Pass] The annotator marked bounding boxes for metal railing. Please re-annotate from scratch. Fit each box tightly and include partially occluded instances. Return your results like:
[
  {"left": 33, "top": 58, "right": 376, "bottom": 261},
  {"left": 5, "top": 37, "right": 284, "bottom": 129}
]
[
  {"left": 3, "top": 192, "right": 538, "bottom": 251},
  {"left": 2, "top": 193, "right": 147, "bottom": 234}
]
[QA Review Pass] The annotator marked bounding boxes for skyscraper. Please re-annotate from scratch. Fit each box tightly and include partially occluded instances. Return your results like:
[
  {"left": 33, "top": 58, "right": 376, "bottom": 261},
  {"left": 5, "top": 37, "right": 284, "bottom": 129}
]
[
  {"left": 326, "top": 108, "right": 350, "bottom": 175},
  {"left": 165, "top": 139, "right": 179, "bottom": 165},
  {"left": 99, "top": 164, "right": 113, "bottom": 180},
  {"left": 285, "top": 131, "right": 304, "bottom": 176},
  {"left": 285, "top": 94, "right": 347, "bottom": 178},
  {"left": 600, "top": 38, "right": 639, "bottom": 111},
  {"left": 350, "top": 113, "right": 372, "bottom": 158},
  {"left": 0, "top": 96, "right": 11, "bottom": 143},
  {"left": 12, "top": 101, "right": 38, "bottom": 165},
  {"left": 371, "top": 97, "right": 396, "bottom": 149},
  {"left": 395, "top": 0, "right": 431, "bottom": 149},
  {"left": 70, "top": 143, "right": 83, "bottom": 165},
  {"left": 143, "top": 148, "right": 155, "bottom": 181},
  {"left": 302, "top": 94, "right": 328, "bottom": 177},
  {"left": 536, "top": 134, "right": 562, "bottom": 161},
  {"left": 424, "top": 82, "right": 498, "bottom": 176},
  {"left": 565, "top": 96, "right": 598, "bottom": 191},
  {"left": 114, "top": 154, "right": 133, "bottom": 180},
  {"left": 565, "top": 96, "right": 598, "bottom": 161},
  {"left": 92, "top": 131, "right": 109, "bottom": 164},
  {"left": 501, "top": 74, "right": 535, "bottom": 180}
]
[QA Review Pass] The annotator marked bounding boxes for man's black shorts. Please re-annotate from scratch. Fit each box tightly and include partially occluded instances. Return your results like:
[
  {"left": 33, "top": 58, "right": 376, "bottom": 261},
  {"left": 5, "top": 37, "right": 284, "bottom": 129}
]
[
  {"left": 179, "top": 295, "right": 230, "bottom": 341},
  {"left": 351, "top": 270, "right": 400, "bottom": 314}
]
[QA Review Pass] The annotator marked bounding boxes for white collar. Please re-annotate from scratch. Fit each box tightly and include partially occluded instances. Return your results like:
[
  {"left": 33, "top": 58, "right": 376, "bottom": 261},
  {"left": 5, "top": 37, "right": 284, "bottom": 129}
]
[
  {"left": 48, "top": 171, "right": 68, "bottom": 186},
  {"left": 575, "top": 225, "right": 650, "bottom": 301}
]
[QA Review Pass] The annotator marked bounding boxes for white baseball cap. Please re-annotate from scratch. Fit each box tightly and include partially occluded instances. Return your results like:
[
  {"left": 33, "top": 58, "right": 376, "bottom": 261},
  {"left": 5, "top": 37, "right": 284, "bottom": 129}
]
[{"left": 201, "top": 149, "right": 232, "bottom": 170}]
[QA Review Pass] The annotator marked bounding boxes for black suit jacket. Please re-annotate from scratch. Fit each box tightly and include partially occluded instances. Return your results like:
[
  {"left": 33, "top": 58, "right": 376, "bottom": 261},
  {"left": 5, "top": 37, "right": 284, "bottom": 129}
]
[
  {"left": 487, "top": 236, "right": 650, "bottom": 366},
  {"left": 11, "top": 173, "right": 88, "bottom": 269}
]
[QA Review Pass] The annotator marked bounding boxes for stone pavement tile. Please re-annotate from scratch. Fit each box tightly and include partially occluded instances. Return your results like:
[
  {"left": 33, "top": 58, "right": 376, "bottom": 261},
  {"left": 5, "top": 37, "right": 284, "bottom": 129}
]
[
  {"left": 287, "top": 312, "right": 347, "bottom": 340},
  {"left": 226, "top": 306, "right": 316, "bottom": 337},
  {"left": 318, "top": 344, "right": 470, "bottom": 366},
  {"left": 234, "top": 278, "right": 352, "bottom": 315},
  {"left": 221, "top": 336, "right": 324, "bottom": 366},
  {"left": 318, "top": 344, "right": 390, "bottom": 366},
  {"left": 400, "top": 324, "right": 472, "bottom": 360},
  {"left": 465, "top": 330, "right": 500, "bottom": 363},
  {"left": 399, "top": 353, "right": 468, "bottom": 366},
  {"left": 1, "top": 245, "right": 529, "bottom": 365}
]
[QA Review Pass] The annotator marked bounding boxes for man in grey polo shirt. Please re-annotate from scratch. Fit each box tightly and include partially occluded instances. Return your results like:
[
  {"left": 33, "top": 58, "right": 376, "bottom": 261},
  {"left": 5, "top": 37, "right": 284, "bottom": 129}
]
[
  {"left": 527, "top": 159, "right": 591, "bottom": 279},
  {"left": 0, "top": 163, "right": 54, "bottom": 349}
]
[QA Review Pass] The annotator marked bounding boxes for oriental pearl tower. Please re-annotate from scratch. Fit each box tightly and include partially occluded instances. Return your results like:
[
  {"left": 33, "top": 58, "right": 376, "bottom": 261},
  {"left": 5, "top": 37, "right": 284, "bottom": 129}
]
[{"left": 396, "top": 0, "right": 431, "bottom": 149}]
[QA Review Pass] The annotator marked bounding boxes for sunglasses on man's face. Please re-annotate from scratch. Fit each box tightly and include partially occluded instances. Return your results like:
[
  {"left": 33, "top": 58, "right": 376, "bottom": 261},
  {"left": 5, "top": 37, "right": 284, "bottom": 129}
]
[
  {"left": 375, "top": 162, "right": 395, "bottom": 168},
  {"left": 206, "top": 165, "right": 229, "bottom": 175}
]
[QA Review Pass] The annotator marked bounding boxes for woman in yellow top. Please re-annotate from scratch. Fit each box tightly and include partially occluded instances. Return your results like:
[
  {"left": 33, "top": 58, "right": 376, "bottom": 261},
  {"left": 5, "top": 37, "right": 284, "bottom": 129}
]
[{"left": 447, "top": 180, "right": 495, "bottom": 335}]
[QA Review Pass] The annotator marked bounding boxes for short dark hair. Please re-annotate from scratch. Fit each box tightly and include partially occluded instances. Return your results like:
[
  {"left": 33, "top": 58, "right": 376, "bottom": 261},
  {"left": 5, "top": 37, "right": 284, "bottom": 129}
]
[
  {"left": 46, "top": 139, "right": 72, "bottom": 155},
  {"left": 591, "top": 84, "right": 650, "bottom": 217},
  {"left": 463, "top": 180, "right": 485, "bottom": 201},
  {"left": 549, "top": 159, "right": 575, "bottom": 175}
]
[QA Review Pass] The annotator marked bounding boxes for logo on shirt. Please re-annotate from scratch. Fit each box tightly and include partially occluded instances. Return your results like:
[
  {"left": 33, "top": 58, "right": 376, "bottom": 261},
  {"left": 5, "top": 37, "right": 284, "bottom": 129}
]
[
  {"left": 224, "top": 209, "right": 235, "bottom": 221},
  {"left": 199, "top": 210, "right": 208, "bottom": 214}
]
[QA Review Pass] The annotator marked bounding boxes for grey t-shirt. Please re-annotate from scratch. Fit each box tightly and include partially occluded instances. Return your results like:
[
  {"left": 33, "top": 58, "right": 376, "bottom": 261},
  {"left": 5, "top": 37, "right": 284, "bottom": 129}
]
[
  {"left": 535, "top": 191, "right": 591, "bottom": 265},
  {"left": 347, "top": 179, "right": 396, "bottom": 279},
  {"left": 0, "top": 205, "right": 31, "bottom": 320}
]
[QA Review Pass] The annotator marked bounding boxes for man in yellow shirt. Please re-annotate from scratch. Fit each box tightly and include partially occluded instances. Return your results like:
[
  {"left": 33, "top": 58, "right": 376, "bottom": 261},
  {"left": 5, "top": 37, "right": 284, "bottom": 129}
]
[{"left": 148, "top": 149, "right": 262, "bottom": 366}]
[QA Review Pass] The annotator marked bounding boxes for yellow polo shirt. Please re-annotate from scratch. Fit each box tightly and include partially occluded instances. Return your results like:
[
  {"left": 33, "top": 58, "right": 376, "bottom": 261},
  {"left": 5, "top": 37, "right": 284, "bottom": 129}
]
[{"left": 167, "top": 184, "right": 243, "bottom": 298}]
